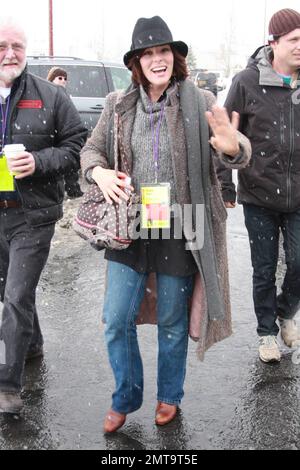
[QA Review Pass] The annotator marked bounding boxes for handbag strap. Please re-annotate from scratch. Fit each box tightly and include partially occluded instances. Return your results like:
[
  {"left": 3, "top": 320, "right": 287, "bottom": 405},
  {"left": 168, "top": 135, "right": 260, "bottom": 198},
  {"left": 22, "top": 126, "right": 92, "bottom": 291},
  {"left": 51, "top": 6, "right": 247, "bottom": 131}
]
[
  {"left": 115, "top": 112, "right": 131, "bottom": 177},
  {"left": 107, "top": 109, "right": 130, "bottom": 177}
]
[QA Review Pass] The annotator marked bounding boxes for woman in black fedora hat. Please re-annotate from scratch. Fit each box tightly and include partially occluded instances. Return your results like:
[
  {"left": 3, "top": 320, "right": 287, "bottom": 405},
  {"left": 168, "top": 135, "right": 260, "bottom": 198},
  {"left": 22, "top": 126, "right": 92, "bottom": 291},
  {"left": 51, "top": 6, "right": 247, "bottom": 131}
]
[{"left": 81, "top": 16, "right": 251, "bottom": 433}]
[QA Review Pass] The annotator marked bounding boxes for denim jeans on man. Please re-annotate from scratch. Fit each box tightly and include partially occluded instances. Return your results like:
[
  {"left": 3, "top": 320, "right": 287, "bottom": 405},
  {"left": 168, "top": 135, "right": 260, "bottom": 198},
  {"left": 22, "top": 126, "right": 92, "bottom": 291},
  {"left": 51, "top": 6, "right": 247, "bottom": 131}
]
[
  {"left": 243, "top": 204, "right": 300, "bottom": 337},
  {"left": 0, "top": 208, "right": 55, "bottom": 392},
  {"left": 103, "top": 261, "right": 193, "bottom": 414}
]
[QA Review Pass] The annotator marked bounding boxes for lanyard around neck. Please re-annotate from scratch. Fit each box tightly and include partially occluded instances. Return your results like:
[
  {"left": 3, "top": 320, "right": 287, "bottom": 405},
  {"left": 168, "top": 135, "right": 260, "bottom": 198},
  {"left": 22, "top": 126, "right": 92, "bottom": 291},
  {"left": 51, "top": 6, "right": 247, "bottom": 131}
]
[
  {"left": 149, "top": 99, "right": 165, "bottom": 184},
  {"left": 0, "top": 94, "right": 11, "bottom": 151}
]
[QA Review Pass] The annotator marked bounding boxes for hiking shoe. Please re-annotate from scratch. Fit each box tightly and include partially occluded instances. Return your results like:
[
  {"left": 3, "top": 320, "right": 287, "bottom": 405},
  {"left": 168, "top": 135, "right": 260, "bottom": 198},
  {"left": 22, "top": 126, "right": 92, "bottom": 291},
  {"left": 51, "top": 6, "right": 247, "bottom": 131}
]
[
  {"left": 259, "top": 336, "right": 281, "bottom": 363},
  {"left": 279, "top": 318, "right": 300, "bottom": 348},
  {"left": 0, "top": 391, "right": 23, "bottom": 414}
]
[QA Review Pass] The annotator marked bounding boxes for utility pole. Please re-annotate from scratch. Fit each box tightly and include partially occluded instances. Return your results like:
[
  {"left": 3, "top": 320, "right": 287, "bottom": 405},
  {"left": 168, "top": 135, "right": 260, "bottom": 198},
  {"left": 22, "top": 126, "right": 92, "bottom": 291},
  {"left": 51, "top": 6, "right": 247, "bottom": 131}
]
[
  {"left": 263, "top": 0, "right": 268, "bottom": 44},
  {"left": 49, "top": 0, "right": 54, "bottom": 56}
]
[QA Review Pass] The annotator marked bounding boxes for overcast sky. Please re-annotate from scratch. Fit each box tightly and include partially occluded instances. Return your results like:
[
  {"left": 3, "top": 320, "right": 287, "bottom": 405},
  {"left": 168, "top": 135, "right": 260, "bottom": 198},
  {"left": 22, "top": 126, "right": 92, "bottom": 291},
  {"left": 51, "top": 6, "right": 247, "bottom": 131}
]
[{"left": 3, "top": 0, "right": 300, "bottom": 69}]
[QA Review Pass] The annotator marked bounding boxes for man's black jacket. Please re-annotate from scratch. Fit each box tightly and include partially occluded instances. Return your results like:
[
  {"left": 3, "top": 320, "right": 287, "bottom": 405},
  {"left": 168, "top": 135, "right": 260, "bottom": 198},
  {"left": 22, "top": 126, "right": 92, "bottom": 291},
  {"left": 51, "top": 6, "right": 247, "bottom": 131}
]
[
  {"left": 2, "top": 67, "right": 88, "bottom": 226},
  {"left": 218, "top": 46, "right": 300, "bottom": 212}
]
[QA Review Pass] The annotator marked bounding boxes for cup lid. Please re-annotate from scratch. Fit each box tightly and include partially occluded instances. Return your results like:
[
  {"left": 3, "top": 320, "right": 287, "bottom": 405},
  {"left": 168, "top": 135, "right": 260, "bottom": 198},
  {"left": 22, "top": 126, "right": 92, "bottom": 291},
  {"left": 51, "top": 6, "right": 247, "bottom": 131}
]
[{"left": 3, "top": 144, "right": 25, "bottom": 150}]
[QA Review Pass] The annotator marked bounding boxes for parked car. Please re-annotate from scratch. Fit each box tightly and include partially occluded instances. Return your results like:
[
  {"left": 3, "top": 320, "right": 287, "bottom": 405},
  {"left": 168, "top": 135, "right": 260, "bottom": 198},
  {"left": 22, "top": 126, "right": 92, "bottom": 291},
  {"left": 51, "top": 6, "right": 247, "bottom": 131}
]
[
  {"left": 189, "top": 69, "right": 218, "bottom": 96},
  {"left": 209, "top": 70, "right": 227, "bottom": 91},
  {"left": 27, "top": 56, "right": 132, "bottom": 134},
  {"left": 217, "top": 75, "right": 234, "bottom": 106}
]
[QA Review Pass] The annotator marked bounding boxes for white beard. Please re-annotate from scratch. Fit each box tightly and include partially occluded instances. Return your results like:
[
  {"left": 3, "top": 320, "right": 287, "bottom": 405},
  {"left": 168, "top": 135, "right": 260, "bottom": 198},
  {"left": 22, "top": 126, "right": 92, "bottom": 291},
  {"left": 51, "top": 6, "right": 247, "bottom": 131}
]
[{"left": 0, "top": 62, "right": 26, "bottom": 85}]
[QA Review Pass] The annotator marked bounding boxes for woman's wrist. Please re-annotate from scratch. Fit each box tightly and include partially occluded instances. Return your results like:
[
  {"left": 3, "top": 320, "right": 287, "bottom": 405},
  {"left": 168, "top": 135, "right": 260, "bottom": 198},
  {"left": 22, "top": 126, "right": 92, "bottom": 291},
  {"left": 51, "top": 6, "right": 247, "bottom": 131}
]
[
  {"left": 226, "top": 143, "right": 240, "bottom": 158},
  {"left": 92, "top": 166, "right": 105, "bottom": 181}
]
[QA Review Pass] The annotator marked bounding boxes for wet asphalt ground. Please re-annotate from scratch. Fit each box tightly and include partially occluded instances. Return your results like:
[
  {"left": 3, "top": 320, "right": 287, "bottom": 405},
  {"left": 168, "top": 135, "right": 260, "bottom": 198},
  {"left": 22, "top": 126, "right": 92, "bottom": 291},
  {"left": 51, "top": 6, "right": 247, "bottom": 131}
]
[{"left": 0, "top": 197, "right": 300, "bottom": 451}]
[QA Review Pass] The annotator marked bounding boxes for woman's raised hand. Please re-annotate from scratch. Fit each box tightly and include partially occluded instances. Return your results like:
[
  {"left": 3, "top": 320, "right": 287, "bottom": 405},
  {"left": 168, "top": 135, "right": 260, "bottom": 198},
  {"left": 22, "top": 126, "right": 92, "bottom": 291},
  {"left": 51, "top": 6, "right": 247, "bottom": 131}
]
[{"left": 205, "top": 105, "right": 240, "bottom": 157}]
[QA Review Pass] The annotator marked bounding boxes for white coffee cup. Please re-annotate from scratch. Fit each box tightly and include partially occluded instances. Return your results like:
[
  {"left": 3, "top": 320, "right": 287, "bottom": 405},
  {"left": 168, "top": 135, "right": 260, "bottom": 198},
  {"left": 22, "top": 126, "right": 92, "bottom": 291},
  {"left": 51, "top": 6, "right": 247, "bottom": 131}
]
[{"left": 3, "top": 144, "right": 26, "bottom": 175}]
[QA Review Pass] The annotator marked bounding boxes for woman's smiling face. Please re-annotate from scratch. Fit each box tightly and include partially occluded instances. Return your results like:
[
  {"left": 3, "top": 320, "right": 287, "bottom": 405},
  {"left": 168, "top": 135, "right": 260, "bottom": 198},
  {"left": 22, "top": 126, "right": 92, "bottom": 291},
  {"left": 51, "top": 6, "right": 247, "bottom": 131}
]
[{"left": 139, "top": 44, "right": 174, "bottom": 89}]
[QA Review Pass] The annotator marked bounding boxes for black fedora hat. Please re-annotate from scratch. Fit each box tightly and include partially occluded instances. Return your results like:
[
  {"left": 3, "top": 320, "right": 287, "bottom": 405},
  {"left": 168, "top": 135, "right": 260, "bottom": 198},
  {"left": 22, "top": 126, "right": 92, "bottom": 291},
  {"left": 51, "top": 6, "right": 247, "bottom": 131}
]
[{"left": 123, "top": 16, "right": 188, "bottom": 69}]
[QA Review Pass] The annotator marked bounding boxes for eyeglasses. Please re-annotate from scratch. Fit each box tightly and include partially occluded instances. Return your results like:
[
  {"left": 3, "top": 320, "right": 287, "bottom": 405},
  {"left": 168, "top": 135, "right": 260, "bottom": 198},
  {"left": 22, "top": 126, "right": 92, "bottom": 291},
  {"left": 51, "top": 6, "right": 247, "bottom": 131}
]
[{"left": 57, "top": 76, "right": 67, "bottom": 81}]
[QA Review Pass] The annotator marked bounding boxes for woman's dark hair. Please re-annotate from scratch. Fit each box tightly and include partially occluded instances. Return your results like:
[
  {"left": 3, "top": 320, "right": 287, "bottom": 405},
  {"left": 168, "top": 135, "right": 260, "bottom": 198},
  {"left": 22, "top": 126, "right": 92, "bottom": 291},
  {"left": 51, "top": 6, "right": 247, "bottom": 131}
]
[{"left": 128, "top": 45, "right": 189, "bottom": 90}]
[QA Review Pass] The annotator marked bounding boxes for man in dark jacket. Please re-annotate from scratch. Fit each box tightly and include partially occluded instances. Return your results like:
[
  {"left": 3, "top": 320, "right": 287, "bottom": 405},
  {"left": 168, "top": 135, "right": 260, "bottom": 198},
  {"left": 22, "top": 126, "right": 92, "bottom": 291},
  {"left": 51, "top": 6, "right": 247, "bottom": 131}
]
[
  {"left": 218, "top": 9, "right": 300, "bottom": 363},
  {"left": 47, "top": 66, "right": 84, "bottom": 199},
  {"left": 0, "top": 20, "right": 87, "bottom": 413}
]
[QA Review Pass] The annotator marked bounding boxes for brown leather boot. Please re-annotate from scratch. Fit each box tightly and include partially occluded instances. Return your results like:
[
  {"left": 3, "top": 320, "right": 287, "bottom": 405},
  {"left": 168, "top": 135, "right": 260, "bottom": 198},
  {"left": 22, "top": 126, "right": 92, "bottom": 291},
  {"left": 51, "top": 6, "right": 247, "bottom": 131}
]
[
  {"left": 155, "top": 402, "right": 177, "bottom": 426},
  {"left": 103, "top": 409, "right": 126, "bottom": 433}
]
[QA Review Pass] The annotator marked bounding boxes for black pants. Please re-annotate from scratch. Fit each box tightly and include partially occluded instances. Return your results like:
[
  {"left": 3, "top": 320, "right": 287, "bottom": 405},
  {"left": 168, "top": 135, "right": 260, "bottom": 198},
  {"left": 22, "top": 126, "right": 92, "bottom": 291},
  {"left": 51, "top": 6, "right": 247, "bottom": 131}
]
[
  {"left": 64, "top": 170, "right": 82, "bottom": 196},
  {"left": 0, "top": 208, "right": 55, "bottom": 392},
  {"left": 243, "top": 204, "right": 300, "bottom": 337}
]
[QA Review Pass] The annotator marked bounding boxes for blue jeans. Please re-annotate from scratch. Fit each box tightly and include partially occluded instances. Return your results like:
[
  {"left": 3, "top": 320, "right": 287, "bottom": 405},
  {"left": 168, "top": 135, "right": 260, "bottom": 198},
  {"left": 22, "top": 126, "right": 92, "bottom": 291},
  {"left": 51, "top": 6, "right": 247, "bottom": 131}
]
[
  {"left": 103, "top": 261, "right": 193, "bottom": 414},
  {"left": 243, "top": 204, "right": 300, "bottom": 337}
]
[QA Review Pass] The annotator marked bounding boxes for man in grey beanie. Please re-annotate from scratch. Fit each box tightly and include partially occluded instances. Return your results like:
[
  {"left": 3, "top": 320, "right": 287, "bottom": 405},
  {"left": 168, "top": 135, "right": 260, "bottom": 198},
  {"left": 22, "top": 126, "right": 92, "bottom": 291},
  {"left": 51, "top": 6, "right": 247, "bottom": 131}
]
[{"left": 217, "top": 8, "right": 300, "bottom": 363}]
